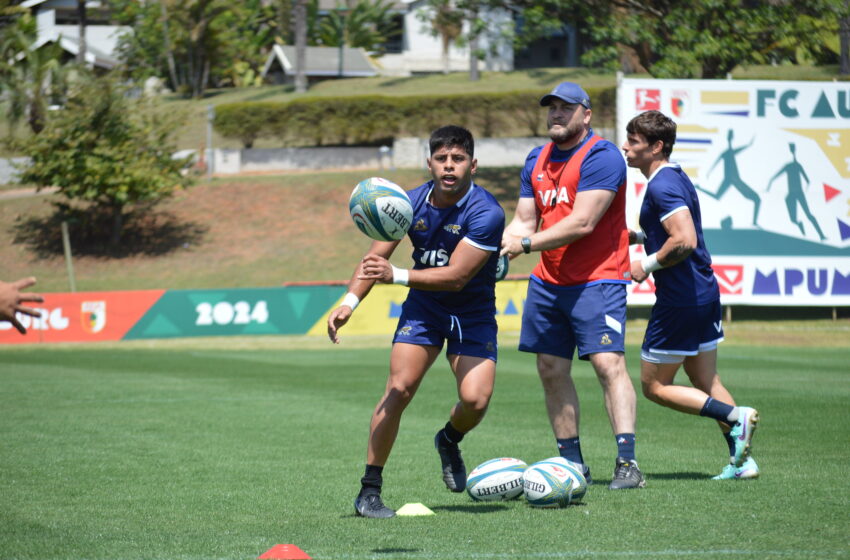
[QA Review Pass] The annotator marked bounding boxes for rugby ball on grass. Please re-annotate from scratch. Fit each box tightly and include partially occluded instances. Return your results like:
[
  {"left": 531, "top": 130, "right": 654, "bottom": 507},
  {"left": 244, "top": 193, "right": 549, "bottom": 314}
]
[
  {"left": 466, "top": 457, "right": 527, "bottom": 502},
  {"left": 349, "top": 177, "right": 413, "bottom": 241},
  {"left": 543, "top": 456, "right": 587, "bottom": 501},
  {"left": 523, "top": 457, "right": 579, "bottom": 508}
]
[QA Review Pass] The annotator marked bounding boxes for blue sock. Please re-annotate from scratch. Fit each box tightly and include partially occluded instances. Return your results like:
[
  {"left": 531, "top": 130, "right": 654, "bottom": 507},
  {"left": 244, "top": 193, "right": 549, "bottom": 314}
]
[
  {"left": 615, "top": 433, "right": 636, "bottom": 461},
  {"left": 700, "top": 397, "right": 736, "bottom": 425},
  {"left": 723, "top": 431, "right": 736, "bottom": 461},
  {"left": 556, "top": 437, "right": 584, "bottom": 465}
]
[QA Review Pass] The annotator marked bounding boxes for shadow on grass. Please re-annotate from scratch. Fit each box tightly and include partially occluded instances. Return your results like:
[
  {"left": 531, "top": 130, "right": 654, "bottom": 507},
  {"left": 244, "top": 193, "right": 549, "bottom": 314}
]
[
  {"left": 430, "top": 503, "right": 510, "bottom": 514},
  {"left": 372, "top": 548, "right": 421, "bottom": 554},
  {"left": 10, "top": 205, "right": 208, "bottom": 259},
  {"left": 646, "top": 471, "right": 711, "bottom": 481}
]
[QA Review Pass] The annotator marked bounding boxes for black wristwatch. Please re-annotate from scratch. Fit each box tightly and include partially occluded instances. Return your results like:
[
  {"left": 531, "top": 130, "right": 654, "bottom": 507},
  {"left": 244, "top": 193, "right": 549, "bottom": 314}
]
[{"left": 521, "top": 237, "right": 532, "bottom": 254}]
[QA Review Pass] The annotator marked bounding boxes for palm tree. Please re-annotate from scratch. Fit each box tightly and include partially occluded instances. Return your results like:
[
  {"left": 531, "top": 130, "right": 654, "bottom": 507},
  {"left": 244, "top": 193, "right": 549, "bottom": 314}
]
[
  {"left": 294, "top": 0, "right": 307, "bottom": 92},
  {"left": 76, "top": 0, "right": 87, "bottom": 64},
  {"left": 426, "top": 0, "right": 462, "bottom": 74},
  {"left": 0, "top": 14, "right": 67, "bottom": 135}
]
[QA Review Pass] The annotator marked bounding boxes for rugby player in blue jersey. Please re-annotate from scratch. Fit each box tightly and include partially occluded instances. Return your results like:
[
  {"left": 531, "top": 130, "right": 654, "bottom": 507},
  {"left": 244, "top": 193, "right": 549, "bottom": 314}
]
[
  {"left": 328, "top": 125, "right": 506, "bottom": 517},
  {"left": 622, "top": 110, "right": 759, "bottom": 480}
]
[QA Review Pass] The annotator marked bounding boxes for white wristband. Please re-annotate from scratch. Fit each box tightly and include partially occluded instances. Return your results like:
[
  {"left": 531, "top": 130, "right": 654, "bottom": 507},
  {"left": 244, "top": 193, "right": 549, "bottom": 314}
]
[
  {"left": 641, "top": 253, "right": 663, "bottom": 273},
  {"left": 634, "top": 231, "right": 646, "bottom": 244},
  {"left": 341, "top": 292, "right": 360, "bottom": 310},
  {"left": 391, "top": 265, "right": 409, "bottom": 286}
]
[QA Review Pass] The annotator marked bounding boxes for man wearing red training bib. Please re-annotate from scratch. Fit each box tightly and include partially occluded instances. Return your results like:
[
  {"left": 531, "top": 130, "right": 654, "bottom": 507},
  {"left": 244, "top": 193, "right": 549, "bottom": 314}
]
[{"left": 502, "top": 82, "right": 644, "bottom": 490}]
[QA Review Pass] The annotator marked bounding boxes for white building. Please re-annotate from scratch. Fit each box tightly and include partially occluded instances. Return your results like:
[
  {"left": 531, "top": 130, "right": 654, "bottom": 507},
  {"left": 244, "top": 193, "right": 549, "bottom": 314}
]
[
  {"left": 21, "top": 0, "right": 129, "bottom": 70},
  {"left": 376, "top": 0, "right": 515, "bottom": 76}
]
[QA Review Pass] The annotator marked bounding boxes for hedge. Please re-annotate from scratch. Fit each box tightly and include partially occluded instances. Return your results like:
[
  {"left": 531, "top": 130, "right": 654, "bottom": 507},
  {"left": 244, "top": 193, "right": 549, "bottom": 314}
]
[{"left": 214, "top": 86, "right": 616, "bottom": 148}]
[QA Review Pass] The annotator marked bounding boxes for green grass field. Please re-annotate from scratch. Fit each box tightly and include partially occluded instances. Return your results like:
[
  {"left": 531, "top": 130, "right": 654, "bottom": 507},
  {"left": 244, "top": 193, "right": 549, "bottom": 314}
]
[{"left": 2, "top": 334, "right": 848, "bottom": 560}]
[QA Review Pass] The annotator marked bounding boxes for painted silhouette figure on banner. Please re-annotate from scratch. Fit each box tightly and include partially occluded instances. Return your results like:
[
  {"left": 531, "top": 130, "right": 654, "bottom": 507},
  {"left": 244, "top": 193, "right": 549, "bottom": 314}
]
[
  {"left": 767, "top": 142, "right": 826, "bottom": 241},
  {"left": 697, "top": 129, "right": 761, "bottom": 227}
]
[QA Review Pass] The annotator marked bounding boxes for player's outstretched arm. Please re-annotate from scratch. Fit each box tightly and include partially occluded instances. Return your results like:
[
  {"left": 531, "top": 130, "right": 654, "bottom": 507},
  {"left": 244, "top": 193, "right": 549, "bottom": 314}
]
[
  {"left": 327, "top": 240, "right": 399, "bottom": 344},
  {"left": 0, "top": 277, "right": 43, "bottom": 335}
]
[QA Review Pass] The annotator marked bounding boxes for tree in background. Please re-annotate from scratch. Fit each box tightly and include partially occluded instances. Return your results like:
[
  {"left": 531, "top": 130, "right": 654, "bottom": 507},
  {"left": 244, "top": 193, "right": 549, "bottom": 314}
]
[
  {"left": 506, "top": 0, "right": 850, "bottom": 78},
  {"left": 0, "top": 13, "right": 67, "bottom": 134},
  {"left": 293, "top": 0, "right": 308, "bottom": 92},
  {"left": 841, "top": 0, "right": 850, "bottom": 74},
  {"left": 111, "top": 0, "right": 241, "bottom": 97},
  {"left": 312, "top": 0, "right": 399, "bottom": 55},
  {"left": 418, "top": 0, "right": 463, "bottom": 74},
  {"left": 17, "top": 76, "right": 193, "bottom": 247}
]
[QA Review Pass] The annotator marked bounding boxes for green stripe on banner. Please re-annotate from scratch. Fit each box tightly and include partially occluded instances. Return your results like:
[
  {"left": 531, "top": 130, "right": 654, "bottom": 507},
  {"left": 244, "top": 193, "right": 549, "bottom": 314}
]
[{"left": 123, "top": 286, "right": 346, "bottom": 340}]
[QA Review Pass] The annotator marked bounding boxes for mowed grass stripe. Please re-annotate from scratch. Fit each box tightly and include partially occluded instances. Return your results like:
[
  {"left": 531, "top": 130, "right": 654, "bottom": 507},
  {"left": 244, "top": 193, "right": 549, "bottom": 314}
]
[{"left": 0, "top": 343, "right": 847, "bottom": 560}]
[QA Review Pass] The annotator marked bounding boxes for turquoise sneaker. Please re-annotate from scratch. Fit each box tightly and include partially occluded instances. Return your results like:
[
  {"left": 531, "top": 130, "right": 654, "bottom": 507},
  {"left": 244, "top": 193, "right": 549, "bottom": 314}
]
[
  {"left": 712, "top": 457, "right": 759, "bottom": 480},
  {"left": 729, "top": 407, "right": 759, "bottom": 467}
]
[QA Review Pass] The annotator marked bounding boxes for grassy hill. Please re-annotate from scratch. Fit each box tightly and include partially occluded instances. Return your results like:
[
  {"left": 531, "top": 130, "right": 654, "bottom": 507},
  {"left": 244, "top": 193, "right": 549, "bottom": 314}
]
[{"left": 0, "top": 168, "right": 537, "bottom": 293}]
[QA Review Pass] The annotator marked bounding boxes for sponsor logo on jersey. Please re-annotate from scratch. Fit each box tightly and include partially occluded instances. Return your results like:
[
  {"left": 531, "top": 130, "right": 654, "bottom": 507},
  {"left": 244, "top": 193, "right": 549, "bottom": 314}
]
[{"left": 443, "top": 224, "right": 461, "bottom": 235}]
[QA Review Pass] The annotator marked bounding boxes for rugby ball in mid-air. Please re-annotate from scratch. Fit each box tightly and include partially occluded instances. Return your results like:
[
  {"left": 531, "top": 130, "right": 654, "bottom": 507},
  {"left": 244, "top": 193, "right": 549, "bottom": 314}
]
[
  {"left": 542, "top": 456, "right": 587, "bottom": 502},
  {"left": 349, "top": 177, "right": 413, "bottom": 242},
  {"left": 522, "top": 458, "right": 578, "bottom": 508},
  {"left": 466, "top": 457, "right": 527, "bottom": 502}
]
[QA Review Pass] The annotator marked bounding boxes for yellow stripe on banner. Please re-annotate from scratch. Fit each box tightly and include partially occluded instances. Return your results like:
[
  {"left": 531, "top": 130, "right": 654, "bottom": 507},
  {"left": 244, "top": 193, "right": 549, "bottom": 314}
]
[
  {"left": 700, "top": 91, "right": 749, "bottom": 105},
  {"left": 683, "top": 167, "right": 700, "bottom": 178},
  {"left": 676, "top": 124, "right": 719, "bottom": 133},
  {"left": 305, "top": 280, "right": 530, "bottom": 337}
]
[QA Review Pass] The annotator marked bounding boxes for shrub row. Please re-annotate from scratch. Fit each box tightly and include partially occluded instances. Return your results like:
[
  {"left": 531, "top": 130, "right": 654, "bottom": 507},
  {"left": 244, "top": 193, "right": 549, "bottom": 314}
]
[{"left": 214, "top": 87, "right": 616, "bottom": 148}]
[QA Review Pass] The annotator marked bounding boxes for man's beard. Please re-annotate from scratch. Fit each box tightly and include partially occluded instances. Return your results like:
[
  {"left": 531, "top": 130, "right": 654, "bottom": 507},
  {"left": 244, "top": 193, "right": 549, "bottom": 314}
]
[{"left": 548, "top": 121, "right": 584, "bottom": 145}]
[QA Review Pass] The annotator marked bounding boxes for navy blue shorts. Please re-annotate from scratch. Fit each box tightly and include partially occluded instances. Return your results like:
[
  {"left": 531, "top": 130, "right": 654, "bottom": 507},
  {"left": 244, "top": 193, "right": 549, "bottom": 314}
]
[
  {"left": 641, "top": 300, "right": 724, "bottom": 362},
  {"left": 519, "top": 278, "right": 627, "bottom": 361},
  {"left": 393, "top": 297, "right": 498, "bottom": 362}
]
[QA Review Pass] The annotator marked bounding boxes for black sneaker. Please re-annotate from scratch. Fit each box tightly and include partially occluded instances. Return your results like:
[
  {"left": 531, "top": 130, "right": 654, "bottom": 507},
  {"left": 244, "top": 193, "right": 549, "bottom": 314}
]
[
  {"left": 608, "top": 457, "right": 646, "bottom": 490},
  {"left": 354, "top": 493, "right": 396, "bottom": 518},
  {"left": 434, "top": 431, "right": 466, "bottom": 492}
]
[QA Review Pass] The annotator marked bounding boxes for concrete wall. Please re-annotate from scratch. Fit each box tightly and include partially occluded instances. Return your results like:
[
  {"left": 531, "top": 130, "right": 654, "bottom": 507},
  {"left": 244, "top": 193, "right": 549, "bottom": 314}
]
[
  {"left": 0, "top": 130, "right": 616, "bottom": 182},
  {"left": 211, "top": 130, "right": 615, "bottom": 175}
]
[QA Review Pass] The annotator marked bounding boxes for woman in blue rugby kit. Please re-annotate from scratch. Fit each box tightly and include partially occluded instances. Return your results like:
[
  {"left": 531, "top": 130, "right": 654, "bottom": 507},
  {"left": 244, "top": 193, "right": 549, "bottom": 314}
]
[
  {"left": 328, "top": 125, "right": 505, "bottom": 517},
  {"left": 622, "top": 110, "right": 759, "bottom": 480}
]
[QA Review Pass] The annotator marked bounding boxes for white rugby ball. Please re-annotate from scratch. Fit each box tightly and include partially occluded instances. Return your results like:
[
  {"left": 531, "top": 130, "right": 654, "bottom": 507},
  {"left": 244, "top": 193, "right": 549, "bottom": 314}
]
[
  {"left": 349, "top": 177, "right": 413, "bottom": 242},
  {"left": 541, "top": 456, "right": 587, "bottom": 502},
  {"left": 466, "top": 457, "right": 527, "bottom": 502},
  {"left": 523, "top": 458, "right": 577, "bottom": 508}
]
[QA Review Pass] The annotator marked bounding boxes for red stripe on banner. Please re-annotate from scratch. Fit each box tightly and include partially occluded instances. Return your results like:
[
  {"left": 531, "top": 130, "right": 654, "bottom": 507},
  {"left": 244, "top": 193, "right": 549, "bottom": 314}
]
[{"left": 0, "top": 290, "right": 166, "bottom": 345}]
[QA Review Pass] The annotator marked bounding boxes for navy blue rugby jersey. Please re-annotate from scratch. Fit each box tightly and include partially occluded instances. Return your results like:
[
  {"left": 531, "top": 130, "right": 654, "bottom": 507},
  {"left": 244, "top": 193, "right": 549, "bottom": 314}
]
[
  {"left": 639, "top": 164, "right": 719, "bottom": 306},
  {"left": 404, "top": 181, "right": 505, "bottom": 315}
]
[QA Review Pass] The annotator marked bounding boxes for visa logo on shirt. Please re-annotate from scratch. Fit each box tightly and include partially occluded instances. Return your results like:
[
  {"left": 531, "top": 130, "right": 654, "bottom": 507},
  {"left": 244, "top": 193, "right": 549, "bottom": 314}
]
[{"left": 539, "top": 187, "right": 570, "bottom": 207}]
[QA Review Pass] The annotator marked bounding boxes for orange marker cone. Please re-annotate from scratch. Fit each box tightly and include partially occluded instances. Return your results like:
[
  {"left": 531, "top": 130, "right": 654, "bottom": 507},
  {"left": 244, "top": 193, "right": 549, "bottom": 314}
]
[{"left": 258, "top": 544, "right": 311, "bottom": 560}]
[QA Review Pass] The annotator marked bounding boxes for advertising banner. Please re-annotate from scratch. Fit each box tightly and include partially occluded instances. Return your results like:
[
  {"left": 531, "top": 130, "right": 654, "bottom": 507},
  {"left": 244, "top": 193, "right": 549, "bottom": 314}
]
[
  {"left": 123, "top": 286, "right": 344, "bottom": 339},
  {"left": 618, "top": 78, "right": 850, "bottom": 306},
  {"left": 306, "top": 281, "right": 528, "bottom": 336},
  {"left": 0, "top": 290, "right": 165, "bottom": 344}
]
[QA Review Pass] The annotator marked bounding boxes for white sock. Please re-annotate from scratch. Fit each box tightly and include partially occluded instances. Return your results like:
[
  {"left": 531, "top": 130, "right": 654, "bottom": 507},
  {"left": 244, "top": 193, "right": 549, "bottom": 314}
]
[{"left": 726, "top": 407, "right": 740, "bottom": 424}]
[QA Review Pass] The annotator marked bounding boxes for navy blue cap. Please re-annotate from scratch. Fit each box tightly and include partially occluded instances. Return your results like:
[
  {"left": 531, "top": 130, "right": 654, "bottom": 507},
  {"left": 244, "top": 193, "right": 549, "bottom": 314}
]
[{"left": 540, "top": 82, "right": 591, "bottom": 109}]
